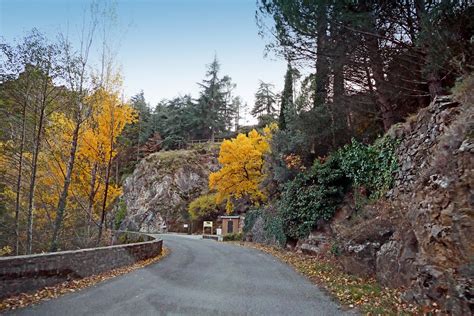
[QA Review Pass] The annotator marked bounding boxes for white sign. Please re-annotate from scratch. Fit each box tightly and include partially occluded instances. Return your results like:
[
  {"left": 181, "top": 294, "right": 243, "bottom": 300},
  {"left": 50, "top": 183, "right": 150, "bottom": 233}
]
[
  {"left": 183, "top": 224, "right": 189, "bottom": 228},
  {"left": 203, "top": 221, "right": 213, "bottom": 228}
]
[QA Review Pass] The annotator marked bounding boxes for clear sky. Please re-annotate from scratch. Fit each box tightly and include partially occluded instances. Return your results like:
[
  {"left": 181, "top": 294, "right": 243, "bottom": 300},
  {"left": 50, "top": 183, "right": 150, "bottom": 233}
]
[{"left": 0, "top": 0, "right": 286, "bottom": 123}]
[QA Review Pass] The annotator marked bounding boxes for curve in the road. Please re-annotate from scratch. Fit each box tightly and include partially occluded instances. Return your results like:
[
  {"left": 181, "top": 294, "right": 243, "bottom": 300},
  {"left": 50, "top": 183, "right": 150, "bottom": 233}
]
[{"left": 11, "top": 234, "right": 351, "bottom": 316}]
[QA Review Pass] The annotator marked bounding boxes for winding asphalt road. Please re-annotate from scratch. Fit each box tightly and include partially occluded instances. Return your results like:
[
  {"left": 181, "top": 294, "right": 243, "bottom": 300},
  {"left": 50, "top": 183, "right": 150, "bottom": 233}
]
[{"left": 11, "top": 234, "right": 350, "bottom": 316}]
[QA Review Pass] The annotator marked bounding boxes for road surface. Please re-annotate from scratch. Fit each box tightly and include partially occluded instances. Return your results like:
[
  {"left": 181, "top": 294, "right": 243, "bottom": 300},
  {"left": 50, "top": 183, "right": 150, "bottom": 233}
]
[{"left": 11, "top": 234, "right": 350, "bottom": 316}]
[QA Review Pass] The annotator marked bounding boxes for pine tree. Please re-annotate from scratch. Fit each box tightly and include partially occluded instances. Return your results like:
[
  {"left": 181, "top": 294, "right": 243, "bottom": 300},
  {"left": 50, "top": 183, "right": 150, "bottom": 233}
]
[
  {"left": 195, "top": 56, "right": 236, "bottom": 140},
  {"left": 279, "top": 64, "right": 293, "bottom": 130},
  {"left": 251, "top": 80, "right": 277, "bottom": 118}
]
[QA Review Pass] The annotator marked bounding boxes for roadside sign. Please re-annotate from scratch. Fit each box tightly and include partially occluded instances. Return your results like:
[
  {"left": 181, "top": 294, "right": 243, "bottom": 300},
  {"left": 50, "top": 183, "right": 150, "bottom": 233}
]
[{"left": 203, "top": 221, "right": 213, "bottom": 234}]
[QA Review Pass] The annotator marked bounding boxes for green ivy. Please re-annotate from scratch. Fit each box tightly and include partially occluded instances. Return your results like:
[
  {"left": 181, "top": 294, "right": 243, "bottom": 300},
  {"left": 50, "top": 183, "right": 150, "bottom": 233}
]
[
  {"left": 249, "top": 136, "right": 398, "bottom": 243},
  {"left": 278, "top": 156, "right": 351, "bottom": 239},
  {"left": 338, "top": 136, "right": 398, "bottom": 199},
  {"left": 244, "top": 209, "right": 287, "bottom": 246},
  {"left": 262, "top": 213, "right": 286, "bottom": 246},
  {"left": 243, "top": 209, "right": 262, "bottom": 234}
]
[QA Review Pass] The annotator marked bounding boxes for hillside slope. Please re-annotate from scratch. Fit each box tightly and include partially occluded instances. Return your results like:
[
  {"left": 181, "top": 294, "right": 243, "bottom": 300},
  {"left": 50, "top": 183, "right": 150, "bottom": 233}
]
[{"left": 331, "top": 96, "right": 473, "bottom": 314}]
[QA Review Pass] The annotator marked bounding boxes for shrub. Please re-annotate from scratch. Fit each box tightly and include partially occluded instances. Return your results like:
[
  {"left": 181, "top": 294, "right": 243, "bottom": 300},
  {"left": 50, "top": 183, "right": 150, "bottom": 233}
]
[
  {"left": 244, "top": 208, "right": 286, "bottom": 246},
  {"left": 188, "top": 193, "right": 223, "bottom": 220},
  {"left": 262, "top": 212, "right": 286, "bottom": 246},
  {"left": 330, "top": 242, "right": 341, "bottom": 256},
  {"left": 279, "top": 155, "right": 351, "bottom": 239},
  {"left": 243, "top": 209, "right": 261, "bottom": 234},
  {"left": 162, "top": 135, "right": 186, "bottom": 150},
  {"left": 0, "top": 245, "right": 12, "bottom": 256},
  {"left": 265, "top": 129, "right": 310, "bottom": 187},
  {"left": 114, "top": 200, "right": 127, "bottom": 230},
  {"left": 338, "top": 136, "right": 398, "bottom": 199},
  {"left": 223, "top": 232, "right": 243, "bottom": 241},
  {"left": 452, "top": 73, "right": 474, "bottom": 106}
]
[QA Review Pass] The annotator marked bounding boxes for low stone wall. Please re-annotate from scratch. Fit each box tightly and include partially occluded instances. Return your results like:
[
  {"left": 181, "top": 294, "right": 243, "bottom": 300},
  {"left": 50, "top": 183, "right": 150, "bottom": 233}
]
[{"left": 0, "top": 233, "right": 162, "bottom": 299}]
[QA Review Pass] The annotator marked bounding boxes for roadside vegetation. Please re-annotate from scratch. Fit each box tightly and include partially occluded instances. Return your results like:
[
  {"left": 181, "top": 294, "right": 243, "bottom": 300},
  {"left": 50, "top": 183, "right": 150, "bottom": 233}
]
[{"left": 0, "top": 0, "right": 471, "bottom": 313}]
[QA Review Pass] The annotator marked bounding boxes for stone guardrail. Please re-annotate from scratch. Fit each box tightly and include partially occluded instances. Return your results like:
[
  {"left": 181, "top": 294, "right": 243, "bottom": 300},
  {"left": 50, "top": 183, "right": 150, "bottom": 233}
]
[{"left": 0, "top": 231, "right": 162, "bottom": 299}]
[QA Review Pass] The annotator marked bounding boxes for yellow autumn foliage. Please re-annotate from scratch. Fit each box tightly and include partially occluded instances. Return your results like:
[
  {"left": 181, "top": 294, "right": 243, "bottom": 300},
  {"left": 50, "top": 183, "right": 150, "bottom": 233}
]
[
  {"left": 34, "top": 85, "right": 136, "bottom": 235},
  {"left": 209, "top": 123, "right": 277, "bottom": 213},
  {"left": 188, "top": 193, "right": 222, "bottom": 220}
]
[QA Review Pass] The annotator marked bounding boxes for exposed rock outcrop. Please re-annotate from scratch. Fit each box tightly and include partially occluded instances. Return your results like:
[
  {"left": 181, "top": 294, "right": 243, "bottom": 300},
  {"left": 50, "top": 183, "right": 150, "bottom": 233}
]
[
  {"left": 120, "top": 148, "right": 219, "bottom": 232},
  {"left": 294, "top": 95, "right": 473, "bottom": 313},
  {"left": 334, "top": 96, "right": 473, "bottom": 314}
]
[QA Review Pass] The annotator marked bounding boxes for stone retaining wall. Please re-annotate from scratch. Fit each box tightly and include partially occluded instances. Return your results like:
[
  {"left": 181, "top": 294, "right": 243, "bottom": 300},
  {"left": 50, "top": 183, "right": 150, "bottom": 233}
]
[{"left": 0, "top": 233, "right": 162, "bottom": 299}]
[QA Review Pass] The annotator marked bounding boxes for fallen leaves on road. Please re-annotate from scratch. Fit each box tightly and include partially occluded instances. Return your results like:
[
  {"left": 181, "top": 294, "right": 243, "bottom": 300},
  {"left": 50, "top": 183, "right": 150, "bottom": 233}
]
[
  {"left": 232, "top": 242, "right": 424, "bottom": 315},
  {"left": 0, "top": 247, "right": 169, "bottom": 312}
]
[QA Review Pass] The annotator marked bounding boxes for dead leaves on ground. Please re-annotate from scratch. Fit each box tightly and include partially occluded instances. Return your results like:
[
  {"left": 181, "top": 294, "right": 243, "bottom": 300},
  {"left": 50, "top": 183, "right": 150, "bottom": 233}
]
[
  {"left": 0, "top": 247, "right": 169, "bottom": 312},
  {"left": 233, "top": 242, "right": 422, "bottom": 315}
]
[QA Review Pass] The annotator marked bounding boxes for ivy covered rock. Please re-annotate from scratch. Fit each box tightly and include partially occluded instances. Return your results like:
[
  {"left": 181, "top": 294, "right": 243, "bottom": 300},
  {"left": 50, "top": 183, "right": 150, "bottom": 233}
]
[{"left": 335, "top": 96, "right": 473, "bottom": 314}]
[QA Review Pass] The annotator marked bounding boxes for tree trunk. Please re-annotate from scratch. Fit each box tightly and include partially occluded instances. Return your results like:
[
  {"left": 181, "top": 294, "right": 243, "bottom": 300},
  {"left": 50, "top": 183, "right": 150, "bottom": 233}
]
[
  {"left": 314, "top": 1, "right": 329, "bottom": 108},
  {"left": 50, "top": 120, "right": 81, "bottom": 252},
  {"left": 97, "top": 158, "right": 112, "bottom": 245},
  {"left": 87, "top": 163, "right": 98, "bottom": 239},
  {"left": 415, "top": 0, "right": 443, "bottom": 99},
  {"left": 333, "top": 48, "right": 349, "bottom": 133},
  {"left": 427, "top": 72, "right": 443, "bottom": 98},
  {"left": 14, "top": 102, "right": 27, "bottom": 255},
  {"left": 26, "top": 105, "right": 46, "bottom": 255},
  {"left": 367, "top": 35, "right": 396, "bottom": 131},
  {"left": 210, "top": 128, "right": 215, "bottom": 143}
]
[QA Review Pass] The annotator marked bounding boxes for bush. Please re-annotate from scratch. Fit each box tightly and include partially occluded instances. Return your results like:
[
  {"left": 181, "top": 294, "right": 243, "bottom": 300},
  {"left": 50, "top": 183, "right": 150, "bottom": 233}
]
[
  {"left": 244, "top": 208, "right": 286, "bottom": 246},
  {"left": 223, "top": 232, "right": 243, "bottom": 241},
  {"left": 279, "top": 155, "right": 351, "bottom": 239},
  {"left": 243, "top": 209, "right": 261, "bottom": 234},
  {"left": 262, "top": 212, "right": 286, "bottom": 246},
  {"left": 338, "top": 136, "right": 398, "bottom": 199},
  {"left": 188, "top": 193, "right": 223, "bottom": 220},
  {"left": 264, "top": 129, "right": 310, "bottom": 192},
  {"left": 162, "top": 135, "right": 186, "bottom": 150},
  {"left": 114, "top": 200, "right": 127, "bottom": 230},
  {"left": 452, "top": 73, "right": 474, "bottom": 106}
]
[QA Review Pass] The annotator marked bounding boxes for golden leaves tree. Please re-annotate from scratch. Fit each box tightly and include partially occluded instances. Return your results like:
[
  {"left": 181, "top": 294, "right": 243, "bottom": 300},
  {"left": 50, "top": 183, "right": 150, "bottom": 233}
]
[
  {"left": 82, "top": 86, "right": 136, "bottom": 244},
  {"left": 209, "top": 124, "right": 276, "bottom": 213}
]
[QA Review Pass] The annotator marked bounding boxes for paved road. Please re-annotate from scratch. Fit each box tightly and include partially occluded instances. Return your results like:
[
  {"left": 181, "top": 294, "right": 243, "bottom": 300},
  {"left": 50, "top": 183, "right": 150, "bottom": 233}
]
[{"left": 11, "top": 235, "right": 350, "bottom": 316}]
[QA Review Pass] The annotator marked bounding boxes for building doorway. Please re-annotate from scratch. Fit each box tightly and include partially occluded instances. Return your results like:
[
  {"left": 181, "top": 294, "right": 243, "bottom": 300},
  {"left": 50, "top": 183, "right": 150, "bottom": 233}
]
[{"left": 227, "top": 220, "right": 234, "bottom": 234}]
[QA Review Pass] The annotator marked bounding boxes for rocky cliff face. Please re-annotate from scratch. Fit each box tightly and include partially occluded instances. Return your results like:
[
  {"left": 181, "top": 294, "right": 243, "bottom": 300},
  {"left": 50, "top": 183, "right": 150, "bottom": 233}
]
[
  {"left": 380, "top": 96, "right": 473, "bottom": 314},
  {"left": 120, "top": 148, "right": 218, "bottom": 232},
  {"left": 299, "top": 96, "right": 473, "bottom": 314}
]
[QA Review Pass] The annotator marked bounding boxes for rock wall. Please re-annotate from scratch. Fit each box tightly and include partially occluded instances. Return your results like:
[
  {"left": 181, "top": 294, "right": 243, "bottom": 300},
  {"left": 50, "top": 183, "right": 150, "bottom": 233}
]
[
  {"left": 0, "top": 233, "right": 162, "bottom": 298},
  {"left": 120, "top": 148, "right": 218, "bottom": 232},
  {"left": 336, "top": 96, "right": 473, "bottom": 314}
]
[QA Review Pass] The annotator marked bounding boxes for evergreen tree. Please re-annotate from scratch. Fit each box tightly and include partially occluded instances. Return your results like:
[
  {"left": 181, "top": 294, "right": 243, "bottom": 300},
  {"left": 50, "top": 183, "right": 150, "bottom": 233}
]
[
  {"left": 251, "top": 80, "right": 277, "bottom": 118},
  {"left": 195, "top": 56, "right": 236, "bottom": 140},
  {"left": 258, "top": 0, "right": 473, "bottom": 131},
  {"left": 232, "top": 96, "right": 243, "bottom": 131},
  {"left": 279, "top": 64, "right": 293, "bottom": 130},
  {"left": 117, "top": 91, "right": 152, "bottom": 161},
  {"left": 130, "top": 91, "right": 151, "bottom": 143}
]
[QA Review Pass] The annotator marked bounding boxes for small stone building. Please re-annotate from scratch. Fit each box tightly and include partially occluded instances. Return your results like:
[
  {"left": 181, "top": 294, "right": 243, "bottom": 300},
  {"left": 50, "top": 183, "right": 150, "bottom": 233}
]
[{"left": 219, "top": 215, "right": 243, "bottom": 235}]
